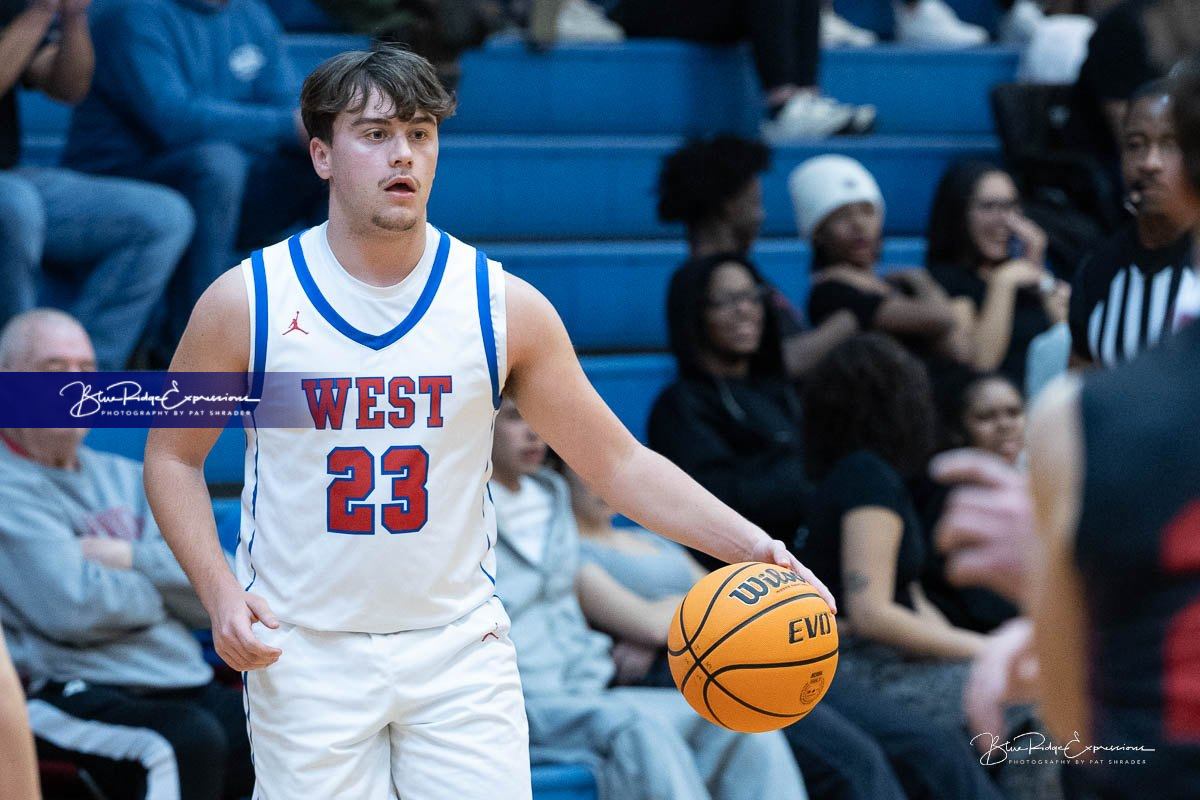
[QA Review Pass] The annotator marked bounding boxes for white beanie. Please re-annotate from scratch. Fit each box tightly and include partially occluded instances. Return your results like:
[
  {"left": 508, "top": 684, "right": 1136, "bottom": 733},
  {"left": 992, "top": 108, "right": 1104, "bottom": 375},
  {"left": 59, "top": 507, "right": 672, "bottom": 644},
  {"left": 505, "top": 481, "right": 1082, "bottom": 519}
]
[{"left": 788, "top": 155, "right": 885, "bottom": 240}]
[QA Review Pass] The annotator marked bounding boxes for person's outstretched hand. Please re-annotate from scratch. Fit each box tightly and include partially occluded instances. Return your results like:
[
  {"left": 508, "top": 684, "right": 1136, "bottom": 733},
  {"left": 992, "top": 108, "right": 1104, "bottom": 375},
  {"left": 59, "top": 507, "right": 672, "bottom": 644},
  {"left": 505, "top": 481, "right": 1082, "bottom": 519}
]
[{"left": 932, "top": 448, "right": 1035, "bottom": 604}]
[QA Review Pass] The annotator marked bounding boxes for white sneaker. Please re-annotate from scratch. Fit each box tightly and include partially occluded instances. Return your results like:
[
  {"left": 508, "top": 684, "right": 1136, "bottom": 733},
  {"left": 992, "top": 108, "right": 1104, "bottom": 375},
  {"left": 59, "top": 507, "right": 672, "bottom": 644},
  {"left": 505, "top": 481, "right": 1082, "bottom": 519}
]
[
  {"left": 761, "top": 94, "right": 876, "bottom": 141},
  {"left": 998, "top": 0, "right": 1043, "bottom": 45},
  {"left": 894, "top": 0, "right": 989, "bottom": 47},
  {"left": 556, "top": 0, "right": 624, "bottom": 42},
  {"left": 821, "top": 7, "right": 879, "bottom": 47}
]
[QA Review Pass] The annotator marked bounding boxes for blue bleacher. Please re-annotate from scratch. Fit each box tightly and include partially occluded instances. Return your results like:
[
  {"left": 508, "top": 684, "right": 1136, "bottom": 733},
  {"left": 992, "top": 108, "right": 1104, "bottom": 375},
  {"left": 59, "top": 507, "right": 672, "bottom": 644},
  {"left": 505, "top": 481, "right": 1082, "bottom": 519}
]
[
  {"left": 447, "top": 40, "right": 1016, "bottom": 137},
  {"left": 430, "top": 131, "right": 997, "bottom": 240},
  {"left": 493, "top": 237, "right": 924, "bottom": 352}
]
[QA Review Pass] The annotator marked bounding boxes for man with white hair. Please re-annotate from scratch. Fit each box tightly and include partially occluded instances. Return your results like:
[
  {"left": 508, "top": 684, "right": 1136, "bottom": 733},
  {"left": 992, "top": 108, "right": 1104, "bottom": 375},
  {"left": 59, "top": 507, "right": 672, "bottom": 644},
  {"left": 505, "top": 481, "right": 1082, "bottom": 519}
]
[{"left": 0, "top": 309, "right": 252, "bottom": 800}]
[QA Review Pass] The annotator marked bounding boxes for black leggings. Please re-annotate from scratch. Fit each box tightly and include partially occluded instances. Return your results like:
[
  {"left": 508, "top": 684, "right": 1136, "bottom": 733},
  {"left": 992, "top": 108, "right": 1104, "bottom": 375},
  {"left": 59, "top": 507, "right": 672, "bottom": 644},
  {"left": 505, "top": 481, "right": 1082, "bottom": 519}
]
[
  {"left": 29, "top": 680, "right": 253, "bottom": 800},
  {"left": 611, "top": 0, "right": 820, "bottom": 91}
]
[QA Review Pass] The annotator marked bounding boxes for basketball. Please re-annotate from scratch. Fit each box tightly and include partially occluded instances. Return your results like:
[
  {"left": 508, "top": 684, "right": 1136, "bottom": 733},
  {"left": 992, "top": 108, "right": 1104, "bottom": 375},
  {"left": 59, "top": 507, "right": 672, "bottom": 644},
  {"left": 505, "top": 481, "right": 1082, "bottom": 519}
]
[{"left": 667, "top": 562, "right": 838, "bottom": 733}]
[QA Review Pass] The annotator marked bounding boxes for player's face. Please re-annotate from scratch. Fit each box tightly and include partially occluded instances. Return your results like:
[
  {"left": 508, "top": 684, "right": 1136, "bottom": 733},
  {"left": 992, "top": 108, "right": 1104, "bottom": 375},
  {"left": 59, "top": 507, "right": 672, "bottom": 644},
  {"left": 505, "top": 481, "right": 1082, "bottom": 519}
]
[
  {"left": 962, "top": 377, "right": 1025, "bottom": 465},
  {"left": 492, "top": 400, "right": 546, "bottom": 484},
  {"left": 814, "top": 200, "right": 882, "bottom": 270},
  {"left": 311, "top": 87, "right": 439, "bottom": 236},
  {"left": 702, "top": 262, "right": 765, "bottom": 361},
  {"left": 967, "top": 172, "right": 1020, "bottom": 265},
  {"left": 1122, "top": 94, "right": 1193, "bottom": 223}
]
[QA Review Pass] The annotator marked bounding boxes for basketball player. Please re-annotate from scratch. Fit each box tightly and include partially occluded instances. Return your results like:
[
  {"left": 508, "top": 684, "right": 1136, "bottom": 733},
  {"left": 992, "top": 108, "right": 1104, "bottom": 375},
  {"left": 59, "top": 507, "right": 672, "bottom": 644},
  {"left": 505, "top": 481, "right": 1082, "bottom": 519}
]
[
  {"left": 934, "top": 63, "right": 1200, "bottom": 796},
  {"left": 142, "top": 46, "right": 832, "bottom": 799}
]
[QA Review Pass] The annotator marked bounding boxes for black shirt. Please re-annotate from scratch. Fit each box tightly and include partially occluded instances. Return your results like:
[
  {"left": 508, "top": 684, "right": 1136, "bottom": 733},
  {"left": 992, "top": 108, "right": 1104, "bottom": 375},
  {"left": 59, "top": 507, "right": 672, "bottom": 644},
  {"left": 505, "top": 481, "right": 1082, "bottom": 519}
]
[
  {"left": 798, "top": 450, "right": 926, "bottom": 613},
  {"left": 929, "top": 262, "right": 1050, "bottom": 391},
  {"left": 1069, "top": 224, "right": 1193, "bottom": 366},
  {"left": 649, "top": 374, "right": 810, "bottom": 567},
  {"left": 1075, "top": 319, "right": 1200, "bottom": 794},
  {"left": 0, "top": 0, "right": 26, "bottom": 169},
  {"left": 807, "top": 279, "right": 885, "bottom": 331}
]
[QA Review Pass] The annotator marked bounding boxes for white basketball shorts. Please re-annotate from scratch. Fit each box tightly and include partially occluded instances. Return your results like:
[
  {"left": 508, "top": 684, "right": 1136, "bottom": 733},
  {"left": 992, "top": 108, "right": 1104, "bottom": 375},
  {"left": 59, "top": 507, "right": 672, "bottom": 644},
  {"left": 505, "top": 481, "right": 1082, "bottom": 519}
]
[{"left": 245, "top": 596, "right": 531, "bottom": 799}]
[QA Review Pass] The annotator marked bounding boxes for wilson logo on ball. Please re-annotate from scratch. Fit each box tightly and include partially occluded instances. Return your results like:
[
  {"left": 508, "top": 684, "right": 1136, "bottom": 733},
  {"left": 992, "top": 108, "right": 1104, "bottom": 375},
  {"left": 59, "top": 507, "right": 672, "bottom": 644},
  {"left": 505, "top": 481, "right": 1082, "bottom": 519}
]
[{"left": 726, "top": 568, "right": 805, "bottom": 605}]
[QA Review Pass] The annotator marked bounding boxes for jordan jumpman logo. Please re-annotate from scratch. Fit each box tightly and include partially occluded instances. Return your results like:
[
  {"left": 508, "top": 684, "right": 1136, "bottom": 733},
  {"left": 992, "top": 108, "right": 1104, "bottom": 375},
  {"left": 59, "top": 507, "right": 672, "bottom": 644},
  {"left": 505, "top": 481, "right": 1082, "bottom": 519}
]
[{"left": 283, "top": 311, "right": 309, "bottom": 335}]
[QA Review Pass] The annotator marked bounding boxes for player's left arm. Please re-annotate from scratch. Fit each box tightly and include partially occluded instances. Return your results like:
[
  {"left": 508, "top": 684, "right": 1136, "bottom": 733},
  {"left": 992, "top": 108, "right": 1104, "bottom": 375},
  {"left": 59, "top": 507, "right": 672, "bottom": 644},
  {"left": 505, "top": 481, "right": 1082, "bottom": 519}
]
[
  {"left": 503, "top": 274, "right": 835, "bottom": 611},
  {"left": 1026, "top": 375, "right": 1092, "bottom": 742}
]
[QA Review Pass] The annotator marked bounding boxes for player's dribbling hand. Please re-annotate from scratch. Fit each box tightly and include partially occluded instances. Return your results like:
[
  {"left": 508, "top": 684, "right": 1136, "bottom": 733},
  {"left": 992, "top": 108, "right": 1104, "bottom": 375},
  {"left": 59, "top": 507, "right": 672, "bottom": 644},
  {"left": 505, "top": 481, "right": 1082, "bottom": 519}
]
[
  {"left": 751, "top": 537, "right": 837, "bottom": 614},
  {"left": 211, "top": 590, "right": 282, "bottom": 671}
]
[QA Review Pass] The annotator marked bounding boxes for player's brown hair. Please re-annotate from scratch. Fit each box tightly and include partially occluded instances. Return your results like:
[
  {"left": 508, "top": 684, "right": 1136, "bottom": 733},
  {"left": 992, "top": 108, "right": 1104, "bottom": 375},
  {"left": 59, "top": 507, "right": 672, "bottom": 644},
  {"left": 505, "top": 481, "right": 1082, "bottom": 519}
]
[{"left": 300, "top": 44, "right": 457, "bottom": 143}]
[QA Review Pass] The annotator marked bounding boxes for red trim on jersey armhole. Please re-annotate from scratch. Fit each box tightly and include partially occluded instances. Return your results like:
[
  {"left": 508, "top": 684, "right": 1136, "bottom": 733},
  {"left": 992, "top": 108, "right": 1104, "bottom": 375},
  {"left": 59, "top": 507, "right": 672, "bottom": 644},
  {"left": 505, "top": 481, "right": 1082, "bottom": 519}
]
[{"left": 1161, "top": 500, "right": 1200, "bottom": 741}]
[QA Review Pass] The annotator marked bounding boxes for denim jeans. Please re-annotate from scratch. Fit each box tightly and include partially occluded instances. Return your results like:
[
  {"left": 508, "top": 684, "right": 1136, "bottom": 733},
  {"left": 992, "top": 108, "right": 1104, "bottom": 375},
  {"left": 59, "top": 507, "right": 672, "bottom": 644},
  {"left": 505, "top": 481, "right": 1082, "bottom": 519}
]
[
  {"left": 108, "top": 142, "right": 328, "bottom": 345},
  {"left": 0, "top": 167, "right": 194, "bottom": 369}
]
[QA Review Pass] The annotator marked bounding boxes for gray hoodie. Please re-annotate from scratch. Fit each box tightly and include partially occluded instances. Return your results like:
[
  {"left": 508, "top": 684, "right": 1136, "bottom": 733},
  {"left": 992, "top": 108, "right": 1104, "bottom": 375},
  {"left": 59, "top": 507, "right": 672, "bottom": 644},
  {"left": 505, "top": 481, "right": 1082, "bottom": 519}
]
[{"left": 0, "top": 441, "right": 212, "bottom": 690}]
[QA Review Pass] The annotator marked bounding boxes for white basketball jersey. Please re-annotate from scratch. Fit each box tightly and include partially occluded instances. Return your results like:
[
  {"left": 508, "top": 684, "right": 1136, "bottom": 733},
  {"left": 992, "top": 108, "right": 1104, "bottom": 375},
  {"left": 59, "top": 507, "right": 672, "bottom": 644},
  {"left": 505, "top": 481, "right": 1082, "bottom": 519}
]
[{"left": 235, "top": 223, "right": 506, "bottom": 633}]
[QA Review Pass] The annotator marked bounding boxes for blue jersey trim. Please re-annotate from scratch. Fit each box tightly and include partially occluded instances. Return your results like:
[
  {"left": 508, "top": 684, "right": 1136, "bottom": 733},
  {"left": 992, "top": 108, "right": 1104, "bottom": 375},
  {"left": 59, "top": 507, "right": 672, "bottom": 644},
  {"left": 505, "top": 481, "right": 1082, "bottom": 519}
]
[
  {"left": 246, "top": 249, "right": 269, "bottom": 408},
  {"left": 287, "top": 228, "right": 451, "bottom": 351},
  {"left": 243, "top": 250, "right": 268, "bottom": 592},
  {"left": 243, "top": 420, "right": 261, "bottom": 592},
  {"left": 480, "top": 563, "right": 496, "bottom": 586},
  {"left": 474, "top": 249, "right": 501, "bottom": 409}
]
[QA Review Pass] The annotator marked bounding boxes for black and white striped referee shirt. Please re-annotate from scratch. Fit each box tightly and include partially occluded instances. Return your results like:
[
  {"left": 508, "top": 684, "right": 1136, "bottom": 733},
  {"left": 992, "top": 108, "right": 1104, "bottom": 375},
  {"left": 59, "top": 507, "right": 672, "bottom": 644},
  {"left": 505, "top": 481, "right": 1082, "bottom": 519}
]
[{"left": 1069, "top": 226, "right": 1194, "bottom": 367}]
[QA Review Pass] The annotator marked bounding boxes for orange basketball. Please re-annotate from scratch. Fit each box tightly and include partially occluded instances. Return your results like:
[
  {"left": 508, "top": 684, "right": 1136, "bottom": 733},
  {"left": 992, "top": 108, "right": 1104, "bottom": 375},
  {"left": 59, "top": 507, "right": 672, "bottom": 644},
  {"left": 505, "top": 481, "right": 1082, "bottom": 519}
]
[{"left": 667, "top": 562, "right": 838, "bottom": 733}]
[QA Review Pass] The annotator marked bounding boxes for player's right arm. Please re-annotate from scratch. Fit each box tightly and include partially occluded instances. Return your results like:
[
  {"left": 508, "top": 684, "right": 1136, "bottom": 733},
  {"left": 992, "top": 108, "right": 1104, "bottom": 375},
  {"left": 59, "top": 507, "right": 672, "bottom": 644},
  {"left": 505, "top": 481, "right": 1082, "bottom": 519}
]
[
  {"left": 143, "top": 268, "right": 281, "bottom": 671},
  {"left": 0, "top": 620, "right": 39, "bottom": 800},
  {"left": 504, "top": 274, "right": 836, "bottom": 611}
]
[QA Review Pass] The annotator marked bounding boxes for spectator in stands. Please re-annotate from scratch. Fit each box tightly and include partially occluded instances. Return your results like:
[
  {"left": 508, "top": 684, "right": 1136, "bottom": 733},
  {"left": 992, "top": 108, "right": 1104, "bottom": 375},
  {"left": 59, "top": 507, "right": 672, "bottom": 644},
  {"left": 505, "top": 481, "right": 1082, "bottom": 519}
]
[
  {"left": 560, "top": 455, "right": 1003, "bottom": 800},
  {"left": 0, "top": 618, "right": 40, "bottom": 800},
  {"left": 939, "top": 371, "right": 1026, "bottom": 466},
  {"left": 610, "top": 0, "right": 874, "bottom": 139},
  {"left": 0, "top": 0, "right": 192, "bottom": 370},
  {"left": 488, "top": 397, "right": 810, "bottom": 800},
  {"left": 312, "top": 0, "right": 509, "bottom": 89},
  {"left": 1070, "top": 78, "right": 1195, "bottom": 367},
  {"left": 649, "top": 254, "right": 812, "bottom": 567},
  {"left": 62, "top": 0, "right": 327, "bottom": 359},
  {"left": 800, "top": 334, "right": 990, "bottom": 725},
  {"left": 918, "top": 369, "right": 1024, "bottom": 635},
  {"left": 934, "top": 58, "right": 1200, "bottom": 796},
  {"left": 1066, "top": 0, "right": 1200, "bottom": 188},
  {"left": 0, "top": 309, "right": 253, "bottom": 800},
  {"left": 801, "top": 332, "right": 1067, "bottom": 799},
  {"left": 925, "top": 160, "right": 1068, "bottom": 391},
  {"left": 657, "top": 135, "right": 859, "bottom": 380},
  {"left": 789, "top": 154, "right": 973, "bottom": 365}
]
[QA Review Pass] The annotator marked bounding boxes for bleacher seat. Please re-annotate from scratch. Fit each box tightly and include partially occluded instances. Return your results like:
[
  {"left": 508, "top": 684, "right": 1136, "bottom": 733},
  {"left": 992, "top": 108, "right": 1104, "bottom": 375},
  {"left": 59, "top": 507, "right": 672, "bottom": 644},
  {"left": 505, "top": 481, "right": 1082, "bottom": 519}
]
[
  {"left": 494, "top": 237, "right": 924, "bottom": 352},
  {"left": 449, "top": 40, "right": 1016, "bottom": 137},
  {"left": 429, "top": 132, "right": 996, "bottom": 240}
]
